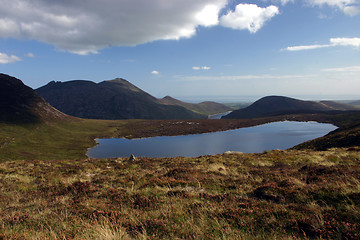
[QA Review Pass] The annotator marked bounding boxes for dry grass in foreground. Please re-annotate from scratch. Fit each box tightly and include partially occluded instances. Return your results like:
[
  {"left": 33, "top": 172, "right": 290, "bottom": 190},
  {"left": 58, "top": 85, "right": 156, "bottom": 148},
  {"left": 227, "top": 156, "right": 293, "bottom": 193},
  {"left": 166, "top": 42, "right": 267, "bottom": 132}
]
[{"left": 1, "top": 148, "right": 360, "bottom": 239}]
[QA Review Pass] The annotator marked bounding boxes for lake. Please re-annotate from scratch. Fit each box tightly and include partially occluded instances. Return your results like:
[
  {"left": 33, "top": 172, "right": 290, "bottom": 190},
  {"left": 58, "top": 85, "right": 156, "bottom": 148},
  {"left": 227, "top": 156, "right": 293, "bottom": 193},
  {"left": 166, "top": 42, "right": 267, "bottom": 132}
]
[{"left": 87, "top": 121, "right": 337, "bottom": 158}]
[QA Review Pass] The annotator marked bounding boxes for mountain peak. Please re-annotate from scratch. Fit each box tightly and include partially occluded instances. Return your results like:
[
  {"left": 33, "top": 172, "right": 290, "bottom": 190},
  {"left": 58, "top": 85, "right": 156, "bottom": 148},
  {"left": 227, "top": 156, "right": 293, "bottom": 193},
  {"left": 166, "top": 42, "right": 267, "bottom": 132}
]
[{"left": 103, "top": 78, "right": 144, "bottom": 93}]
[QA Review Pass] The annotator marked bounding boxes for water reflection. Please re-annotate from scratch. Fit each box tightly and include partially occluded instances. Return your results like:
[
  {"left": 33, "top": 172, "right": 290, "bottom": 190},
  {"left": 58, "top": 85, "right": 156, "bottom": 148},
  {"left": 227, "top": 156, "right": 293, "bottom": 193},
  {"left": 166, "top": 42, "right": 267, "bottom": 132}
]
[{"left": 87, "top": 121, "right": 337, "bottom": 158}]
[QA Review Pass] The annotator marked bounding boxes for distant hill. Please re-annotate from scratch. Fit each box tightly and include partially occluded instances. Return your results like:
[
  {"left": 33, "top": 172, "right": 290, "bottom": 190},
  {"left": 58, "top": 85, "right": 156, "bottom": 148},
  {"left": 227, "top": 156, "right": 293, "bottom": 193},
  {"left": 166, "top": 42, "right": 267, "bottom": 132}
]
[
  {"left": 222, "top": 96, "right": 359, "bottom": 119},
  {"left": 0, "top": 74, "right": 69, "bottom": 123},
  {"left": 319, "top": 101, "right": 360, "bottom": 111},
  {"left": 36, "top": 78, "right": 206, "bottom": 120},
  {"left": 159, "top": 96, "right": 232, "bottom": 116}
]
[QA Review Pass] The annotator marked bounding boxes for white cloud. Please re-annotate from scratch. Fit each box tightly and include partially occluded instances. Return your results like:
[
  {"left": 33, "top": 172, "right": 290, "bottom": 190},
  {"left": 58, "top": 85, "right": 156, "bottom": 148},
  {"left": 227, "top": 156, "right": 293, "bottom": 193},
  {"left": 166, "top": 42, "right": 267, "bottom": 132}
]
[
  {"left": 195, "top": 4, "right": 221, "bottom": 26},
  {"left": 220, "top": 4, "right": 279, "bottom": 33},
  {"left": 330, "top": 37, "right": 360, "bottom": 47},
  {"left": 285, "top": 44, "right": 332, "bottom": 51},
  {"left": 193, "top": 66, "right": 211, "bottom": 70},
  {"left": 151, "top": 70, "right": 160, "bottom": 75},
  {"left": 0, "top": 52, "right": 22, "bottom": 64},
  {"left": 0, "top": 0, "right": 228, "bottom": 55},
  {"left": 307, "top": 0, "right": 360, "bottom": 16},
  {"left": 284, "top": 37, "right": 360, "bottom": 51}
]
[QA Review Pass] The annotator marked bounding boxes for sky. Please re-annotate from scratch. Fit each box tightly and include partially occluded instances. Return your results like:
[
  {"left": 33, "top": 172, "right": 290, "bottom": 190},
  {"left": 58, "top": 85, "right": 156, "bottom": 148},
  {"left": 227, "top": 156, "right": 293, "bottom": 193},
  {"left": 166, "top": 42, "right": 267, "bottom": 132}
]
[{"left": 0, "top": 0, "right": 359, "bottom": 102}]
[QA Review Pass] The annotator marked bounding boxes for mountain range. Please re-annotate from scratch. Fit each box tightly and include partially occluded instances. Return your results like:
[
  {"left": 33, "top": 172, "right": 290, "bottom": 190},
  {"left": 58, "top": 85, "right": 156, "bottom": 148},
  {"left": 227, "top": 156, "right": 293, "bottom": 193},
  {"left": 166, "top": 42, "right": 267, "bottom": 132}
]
[
  {"left": 2, "top": 73, "right": 359, "bottom": 124},
  {"left": 223, "top": 96, "right": 359, "bottom": 119},
  {"left": 36, "top": 78, "right": 224, "bottom": 120}
]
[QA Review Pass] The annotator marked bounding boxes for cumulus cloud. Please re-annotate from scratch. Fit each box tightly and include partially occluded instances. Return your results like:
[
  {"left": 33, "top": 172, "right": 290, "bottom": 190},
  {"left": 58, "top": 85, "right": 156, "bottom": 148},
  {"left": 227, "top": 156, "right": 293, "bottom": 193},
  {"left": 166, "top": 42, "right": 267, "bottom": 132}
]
[
  {"left": 284, "top": 37, "right": 360, "bottom": 51},
  {"left": 0, "top": 52, "right": 22, "bottom": 64},
  {"left": 193, "top": 66, "right": 211, "bottom": 70},
  {"left": 0, "top": 0, "right": 228, "bottom": 55},
  {"left": 307, "top": 0, "right": 360, "bottom": 16},
  {"left": 220, "top": 4, "right": 279, "bottom": 33},
  {"left": 151, "top": 70, "right": 160, "bottom": 75}
]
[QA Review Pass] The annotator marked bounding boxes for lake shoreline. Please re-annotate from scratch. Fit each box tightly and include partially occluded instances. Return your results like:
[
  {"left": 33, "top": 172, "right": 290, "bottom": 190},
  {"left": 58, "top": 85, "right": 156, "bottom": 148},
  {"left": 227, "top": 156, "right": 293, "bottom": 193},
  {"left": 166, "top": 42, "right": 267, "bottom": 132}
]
[
  {"left": 88, "top": 121, "right": 337, "bottom": 158},
  {"left": 117, "top": 113, "right": 341, "bottom": 140}
]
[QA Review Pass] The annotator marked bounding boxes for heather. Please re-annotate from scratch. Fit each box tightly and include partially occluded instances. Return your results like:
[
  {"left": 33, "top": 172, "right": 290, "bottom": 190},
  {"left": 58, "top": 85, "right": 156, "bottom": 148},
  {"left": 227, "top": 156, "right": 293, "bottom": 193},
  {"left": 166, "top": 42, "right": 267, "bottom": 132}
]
[{"left": 1, "top": 148, "right": 359, "bottom": 239}]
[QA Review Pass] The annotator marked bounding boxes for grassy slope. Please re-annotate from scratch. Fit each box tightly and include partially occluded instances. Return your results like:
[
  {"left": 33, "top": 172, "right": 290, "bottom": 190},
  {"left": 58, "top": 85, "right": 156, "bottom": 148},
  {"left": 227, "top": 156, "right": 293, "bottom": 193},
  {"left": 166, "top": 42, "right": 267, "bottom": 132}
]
[
  {"left": 0, "top": 149, "right": 359, "bottom": 239},
  {"left": 0, "top": 119, "right": 133, "bottom": 161}
]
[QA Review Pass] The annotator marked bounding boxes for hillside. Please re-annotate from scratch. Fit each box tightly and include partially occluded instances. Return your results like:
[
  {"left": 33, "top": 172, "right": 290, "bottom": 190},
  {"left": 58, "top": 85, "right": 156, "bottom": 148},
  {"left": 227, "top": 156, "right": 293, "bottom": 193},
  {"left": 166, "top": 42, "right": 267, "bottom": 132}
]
[
  {"left": 294, "top": 121, "right": 360, "bottom": 150},
  {"left": 223, "top": 96, "right": 358, "bottom": 119},
  {"left": 0, "top": 74, "right": 69, "bottom": 123},
  {"left": 36, "top": 78, "right": 206, "bottom": 120},
  {"left": 159, "top": 96, "right": 232, "bottom": 115},
  {"left": 319, "top": 100, "right": 360, "bottom": 111}
]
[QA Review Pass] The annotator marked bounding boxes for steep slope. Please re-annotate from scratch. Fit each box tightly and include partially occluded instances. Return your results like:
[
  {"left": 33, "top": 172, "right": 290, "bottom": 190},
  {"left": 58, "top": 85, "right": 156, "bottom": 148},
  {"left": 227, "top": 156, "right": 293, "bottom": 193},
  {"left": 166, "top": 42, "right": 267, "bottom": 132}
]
[
  {"left": 159, "top": 96, "right": 232, "bottom": 115},
  {"left": 37, "top": 78, "right": 206, "bottom": 120},
  {"left": 0, "top": 74, "right": 69, "bottom": 123},
  {"left": 222, "top": 96, "right": 351, "bottom": 119}
]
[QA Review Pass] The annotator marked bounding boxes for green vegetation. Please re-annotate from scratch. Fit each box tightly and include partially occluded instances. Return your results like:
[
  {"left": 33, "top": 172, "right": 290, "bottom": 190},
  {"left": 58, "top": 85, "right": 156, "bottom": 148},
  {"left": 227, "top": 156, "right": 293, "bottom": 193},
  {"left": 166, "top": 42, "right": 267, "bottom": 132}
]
[
  {"left": 223, "top": 102, "right": 252, "bottom": 110},
  {"left": 0, "top": 149, "right": 359, "bottom": 239},
  {"left": 0, "top": 119, "right": 132, "bottom": 161}
]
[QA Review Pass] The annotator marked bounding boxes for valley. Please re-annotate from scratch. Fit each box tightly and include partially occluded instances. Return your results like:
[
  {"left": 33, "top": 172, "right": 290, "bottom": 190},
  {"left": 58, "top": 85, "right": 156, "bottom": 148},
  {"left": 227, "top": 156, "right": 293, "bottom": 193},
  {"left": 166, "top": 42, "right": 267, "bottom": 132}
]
[{"left": 1, "top": 73, "right": 360, "bottom": 239}]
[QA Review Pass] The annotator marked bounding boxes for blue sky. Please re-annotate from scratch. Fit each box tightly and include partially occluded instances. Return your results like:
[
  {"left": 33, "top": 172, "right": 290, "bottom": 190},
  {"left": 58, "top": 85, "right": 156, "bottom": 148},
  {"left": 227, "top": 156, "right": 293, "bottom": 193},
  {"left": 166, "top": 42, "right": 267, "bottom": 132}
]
[{"left": 0, "top": 0, "right": 359, "bottom": 102}]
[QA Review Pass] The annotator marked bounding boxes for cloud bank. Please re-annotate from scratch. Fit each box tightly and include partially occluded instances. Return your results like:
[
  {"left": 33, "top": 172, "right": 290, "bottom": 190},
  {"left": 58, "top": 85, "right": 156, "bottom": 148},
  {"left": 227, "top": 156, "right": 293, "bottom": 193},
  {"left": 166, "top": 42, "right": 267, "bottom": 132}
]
[
  {"left": 0, "top": 0, "right": 283, "bottom": 55},
  {"left": 0, "top": 0, "right": 356, "bottom": 55},
  {"left": 0, "top": 0, "right": 228, "bottom": 55}
]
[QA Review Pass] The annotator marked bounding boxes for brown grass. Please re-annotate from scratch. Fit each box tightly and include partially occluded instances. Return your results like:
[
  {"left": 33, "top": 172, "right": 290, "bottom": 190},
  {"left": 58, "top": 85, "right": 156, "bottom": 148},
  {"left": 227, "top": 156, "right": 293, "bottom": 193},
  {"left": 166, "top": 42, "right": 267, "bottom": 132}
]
[{"left": 1, "top": 148, "right": 359, "bottom": 239}]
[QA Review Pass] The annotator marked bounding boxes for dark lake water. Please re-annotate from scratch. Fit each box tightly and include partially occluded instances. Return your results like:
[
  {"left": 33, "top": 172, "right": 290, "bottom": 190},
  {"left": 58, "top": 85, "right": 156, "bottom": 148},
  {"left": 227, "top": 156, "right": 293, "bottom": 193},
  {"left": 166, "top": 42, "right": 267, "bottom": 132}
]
[{"left": 87, "top": 121, "right": 337, "bottom": 158}]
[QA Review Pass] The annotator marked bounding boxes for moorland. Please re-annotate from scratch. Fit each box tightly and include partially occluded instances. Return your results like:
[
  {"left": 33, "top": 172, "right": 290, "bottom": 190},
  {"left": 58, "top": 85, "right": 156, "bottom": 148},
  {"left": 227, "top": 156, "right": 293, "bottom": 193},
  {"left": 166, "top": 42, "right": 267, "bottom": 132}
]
[{"left": 1, "top": 73, "right": 360, "bottom": 239}]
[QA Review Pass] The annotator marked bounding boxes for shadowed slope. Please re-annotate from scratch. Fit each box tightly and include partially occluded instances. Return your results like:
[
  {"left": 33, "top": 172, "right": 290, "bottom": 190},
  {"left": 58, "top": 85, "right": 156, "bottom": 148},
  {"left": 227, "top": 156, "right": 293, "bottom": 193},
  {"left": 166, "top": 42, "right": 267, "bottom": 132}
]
[
  {"left": 0, "top": 74, "right": 69, "bottom": 123},
  {"left": 37, "top": 78, "right": 206, "bottom": 120}
]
